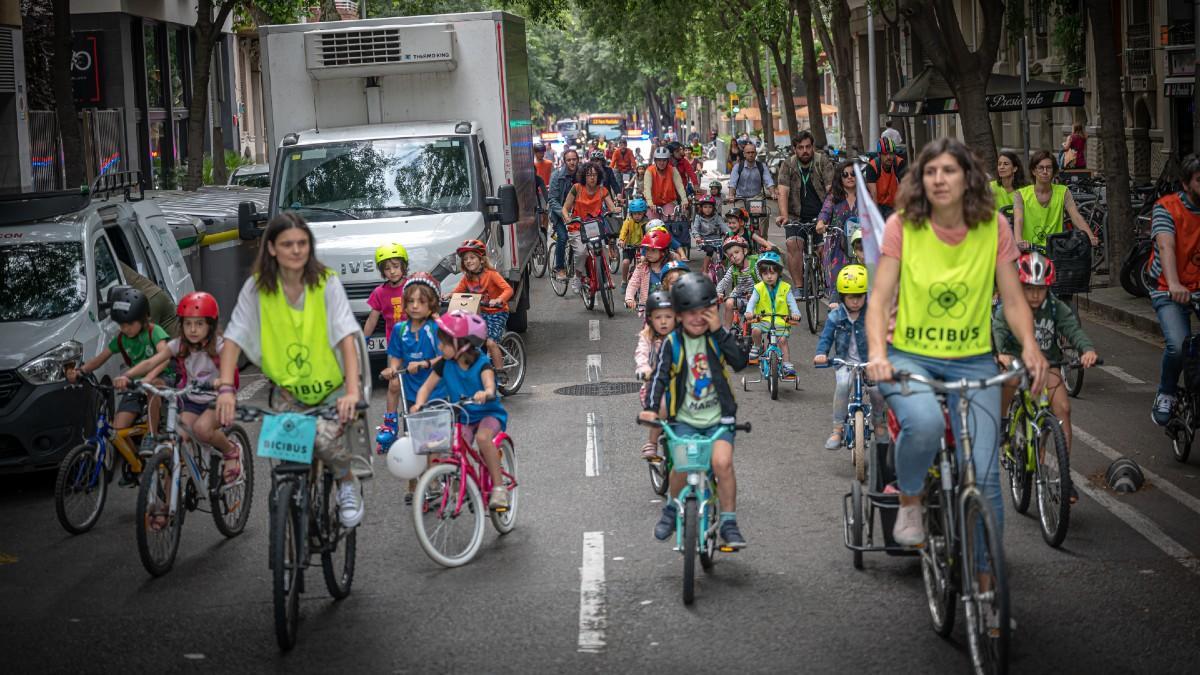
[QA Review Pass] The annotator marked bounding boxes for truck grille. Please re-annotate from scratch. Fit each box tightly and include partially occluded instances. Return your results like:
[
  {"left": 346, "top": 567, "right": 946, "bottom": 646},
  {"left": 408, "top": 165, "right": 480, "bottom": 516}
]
[
  {"left": 0, "top": 370, "right": 21, "bottom": 409},
  {"left": 343, "top": 282, "right": 376, "bottom": 301},
  {"left": 312, "top": 28, "right": 404, "bottom": 67}
]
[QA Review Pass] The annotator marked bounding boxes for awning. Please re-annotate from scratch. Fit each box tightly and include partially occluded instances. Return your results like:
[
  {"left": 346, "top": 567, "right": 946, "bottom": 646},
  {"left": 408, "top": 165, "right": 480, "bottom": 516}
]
[
  {"left": 888, "top": 66, "right": 1085, "bottom": 117},
  {"left": 1164, "top": 76, "right": 1195, "bottom": 98},
  {"left": 735, "top": 103, "right": 838, "bottom": 122}
]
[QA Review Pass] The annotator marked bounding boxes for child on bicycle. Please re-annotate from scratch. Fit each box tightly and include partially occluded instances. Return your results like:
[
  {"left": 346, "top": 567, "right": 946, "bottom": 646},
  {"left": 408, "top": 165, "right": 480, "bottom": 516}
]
[
  {"left": 636, "top": 290, "right": 676, "bottom": 460},
  {"left": 410, "top": 311, "right": 509, "bottom": 511},
  {"left": 113, "top": 291, "right": 243, "bottom": 485},
  {"left": 626, "top": 228, "right": 673, "bottom": 315},
  {"left": 716, "top": 235, "right": 759, "bottom": 330},
  {"left": 619, "top": 198, "right": 650, "bottom": 284},
  {"left": 365, "top": 243, "right": 410, "bottom": 446},
  {"left": 724, "top": 207, "right": 773, "bottom": 253},
  {"left": 67, "top": 286, "right": 171, "bottom": 460},
  {"left": 993, "top": 252, "right": 1098, "bottom": 503},
  {"left": 627, "top": 164, "right": 648, "bottom": 198},
  {"left": 814, "top": 265, "right": 886, "bottom": 450},
  {"left": 640, "top": 273, "right": 749, "bottom": 548},
  {"left": 744, "top": 251, "right": 801, "bottom": 378},
  {"left": 661, "top": 260, "right": 691, "bottom": 292},
  {"left": 451, "top": 239, "right": 513, "bottom": 377},
  {"left": 708, "top": 180, "right": 724, "bottom": 201},
  {"left": 692, "top": 196, "right": 729, "bottom": 275}
]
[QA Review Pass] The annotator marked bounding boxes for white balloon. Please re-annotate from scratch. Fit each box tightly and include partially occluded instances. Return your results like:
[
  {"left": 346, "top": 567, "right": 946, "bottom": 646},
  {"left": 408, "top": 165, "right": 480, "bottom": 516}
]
[{"left": 386, "top": 437, "right": 424, "bottom": 480}]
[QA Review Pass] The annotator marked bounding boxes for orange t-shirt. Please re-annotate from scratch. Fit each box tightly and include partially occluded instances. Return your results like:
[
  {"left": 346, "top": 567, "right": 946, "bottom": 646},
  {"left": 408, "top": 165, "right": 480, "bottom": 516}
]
[
  {"left": 534, "top": 158, "right": 553, "bottom": 186},
  {"left": 570, "top": 185, "right": 609, "bottom": 222},
  {"left": 453, "top": 268, "right": 514, "bottom": 313}
]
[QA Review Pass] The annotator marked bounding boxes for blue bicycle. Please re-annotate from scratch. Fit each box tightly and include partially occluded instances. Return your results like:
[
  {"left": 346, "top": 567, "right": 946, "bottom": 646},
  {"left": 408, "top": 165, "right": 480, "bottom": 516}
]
[
  {"left": 641, "top": 417, "right": 751, "bottom": 605},
  {"left": 817, "top": 358, "right": 875, "bottom": 484},
  {"left": 741, "top": 312, "right": 798, "bottom": 400}
]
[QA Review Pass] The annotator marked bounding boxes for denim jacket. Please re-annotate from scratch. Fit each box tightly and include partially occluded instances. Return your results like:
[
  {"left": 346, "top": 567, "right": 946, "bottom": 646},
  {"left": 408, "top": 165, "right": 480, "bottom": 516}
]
[{"left": 815, "top": 304, "right": 869, "bottom": 360}]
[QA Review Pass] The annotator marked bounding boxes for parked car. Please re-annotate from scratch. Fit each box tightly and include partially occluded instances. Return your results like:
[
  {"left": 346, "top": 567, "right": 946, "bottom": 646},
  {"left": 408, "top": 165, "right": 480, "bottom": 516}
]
[
  {"left": 228, "top": 163, "right": 270, "bottom": 188},
  {"left": 0, "top": 172, "right": 194, "bottom": 472}
]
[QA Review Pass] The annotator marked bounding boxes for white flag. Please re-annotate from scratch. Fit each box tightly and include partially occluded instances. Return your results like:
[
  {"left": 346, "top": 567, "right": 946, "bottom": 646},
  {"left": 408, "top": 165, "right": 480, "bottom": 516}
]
[{"left": 853, "top": 162, "right": 888, "bottom": 267}]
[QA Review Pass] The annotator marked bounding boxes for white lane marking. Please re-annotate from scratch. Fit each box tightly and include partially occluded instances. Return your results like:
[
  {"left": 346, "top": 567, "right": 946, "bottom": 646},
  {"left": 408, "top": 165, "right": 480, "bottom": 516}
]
[
  {"left": 589, "top": 319, "right": 600, "bottom": 341},
  {"left": 1072, "top": 469, "right": 1200, "bottom": 577},
  {"left": 586, "top": 354, "right": 602, "bottom": 383},
  {"left": 1073, "top": 425, "right": 1200, "bottom": 517},
  {"left": 1098, "top": 365, "right": 1146, "bottom": 385},
  {"left": 577, "top": 532, "right": 607, "bottom": 653},
  {"left": 237, "top": 376, "right": 268, "bottom": 401},
  {"left": 585, "top": 412, "right": 600, "bottom": 477}
]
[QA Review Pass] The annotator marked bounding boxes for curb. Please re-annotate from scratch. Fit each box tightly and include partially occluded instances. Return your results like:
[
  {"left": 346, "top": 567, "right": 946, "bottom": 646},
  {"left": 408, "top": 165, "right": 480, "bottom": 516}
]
[{"left": 1077, "top": 292, "right": 1163, "bottom": 337}]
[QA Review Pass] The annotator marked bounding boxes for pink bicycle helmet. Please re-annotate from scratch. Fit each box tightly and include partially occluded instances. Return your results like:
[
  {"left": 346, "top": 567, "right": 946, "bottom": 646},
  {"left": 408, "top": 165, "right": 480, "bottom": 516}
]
[{"left": 436, "top": 310, "right": 488, "bottom": 351}]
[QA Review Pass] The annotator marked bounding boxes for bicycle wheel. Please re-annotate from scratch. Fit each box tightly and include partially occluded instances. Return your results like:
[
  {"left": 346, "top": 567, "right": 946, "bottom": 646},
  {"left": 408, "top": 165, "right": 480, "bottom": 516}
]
[
  {"left": 699, "top": 497, "right": 717, "bottom": 572},
  {"left": 649, "top": 438, "right": 669, "bottom": 496},
  {"left": 135, "top": 448, "right": 184, "bottom": 577},
  {"left": 1059, "top": 341, "right": 1084, "bottom": 398},
  {"left": 852, "top": 411, "right": 867, "bottom": 484},
  {"left": 921, "top": 485, "right": 957, "bottom": 637},
  {"left": 805, "top": 261, "right": 821, "bottom": 334},
  {"left": 599, "top": 262, "right": 615, "bottom": 318},
  {"left": 1035, "top": 414, "right": 1072, "bottom": 548},
  {"left": 490, "top": 438, "right": 519, "bottom": 534},
  {"left": 550, "top": 252, "right": 569, "bottom": 296},
  {"left": 682, "top": 497, "right": 698, "bottom": 605},
  {"left": 211, "top": 426, "right": 254, "bottom": 538},
  {"left": 413, "top": 463, "right": 485, "bottom": 567},
  {"left": 607, "top": 240, "right": 621, "bottom": 275},
  {"left": 768, "top": 352, "right": 779, "bottom": 400},
  {"left": 532, "top": 227, "right": 549, "bottom": 278},
  {"left": 55, "top": 442, "right": 108, "bottom": 535},
  {"left": 1003, "top": 402, "right": 1032, "bottom": 515},
  {"left": 961, "top": 493, "right": 1010, "bottom": 675},
  {"left": 321, "top": 474, "right": 357, "bottom": 599},
  {"left": 271, "top": 480, "right": 302, "bottom": 651},
  {"left": 850, "top": 480, "right": 864, "bottom": 570},
  {"left": 496, "top": 332, "right": 526, "bottom": 396},
  {"left": 581, "top": 258, "right": 596, "bottom": 310}
]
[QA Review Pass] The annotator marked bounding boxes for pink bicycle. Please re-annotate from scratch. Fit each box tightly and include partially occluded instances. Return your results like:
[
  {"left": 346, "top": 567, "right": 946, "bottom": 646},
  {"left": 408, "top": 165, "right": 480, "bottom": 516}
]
[{"left": 407, "top": 399, "right": 519, "bottom": 567}]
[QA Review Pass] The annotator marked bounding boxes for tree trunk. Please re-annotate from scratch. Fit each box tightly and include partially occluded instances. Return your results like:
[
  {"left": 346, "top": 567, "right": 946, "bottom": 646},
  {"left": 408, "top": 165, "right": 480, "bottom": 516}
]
[
  {"left": 768, "top": 6, "right": 800, "bottom": 141},
  {"left": 1085, "top": 0, "right": 1133, "bottom": 279},
  {"left": 51, "top": 0, "right": 84, "bottom": 189},
  {"left": 212, "top": 124, "right": 228, "bottom": 185},
  {"left": 949, "top": 73, "right": 997, "bottom": 169},
  {"left": 793, "top": 0, "right": 827, "bottom": 147},
  {"left": 185, "top": 1, "right": 236, "bottom": 191},
  {"left": 814, "top": 0, "right": 863, "bottom": 154},
  {"left": 320, "top": 0, "right": 341, "bottom": 21},
  {"left": 740, "top": 45, "right": 773, "bottom": 148}
]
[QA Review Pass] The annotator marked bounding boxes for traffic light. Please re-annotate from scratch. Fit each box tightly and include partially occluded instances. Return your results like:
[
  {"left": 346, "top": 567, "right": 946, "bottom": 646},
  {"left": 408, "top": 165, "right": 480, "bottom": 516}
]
[{"left": 730, "top": 94, "right": 740, "bottom": 114}]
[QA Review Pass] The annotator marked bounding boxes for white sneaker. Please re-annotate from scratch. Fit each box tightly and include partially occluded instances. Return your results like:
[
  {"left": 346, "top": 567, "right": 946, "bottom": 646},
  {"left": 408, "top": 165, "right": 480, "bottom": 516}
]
[
  {"left": 337, "top": 478, "right": 365, "bottom": 528},
  {"left": 570, "top": 277, "right": 581, "bottom": 293},
  {"left": 892, "top": 502, "right": 926, "bottom": 546}
]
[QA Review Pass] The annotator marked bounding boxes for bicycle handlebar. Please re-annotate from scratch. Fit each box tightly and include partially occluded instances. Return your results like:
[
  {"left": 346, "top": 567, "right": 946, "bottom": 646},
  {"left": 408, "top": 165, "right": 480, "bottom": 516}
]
[
  {"left": 224, "top": 400, "right": 370, "bottom": 423},
  {"left": 894, "top": 364, "right": 1024, "bottom": 396},
  {"left": 637, "top": 417, "right": 751, "bottom": 433},
  {"left": 815, "top": 357, "right": 868, "bottom": 370}
]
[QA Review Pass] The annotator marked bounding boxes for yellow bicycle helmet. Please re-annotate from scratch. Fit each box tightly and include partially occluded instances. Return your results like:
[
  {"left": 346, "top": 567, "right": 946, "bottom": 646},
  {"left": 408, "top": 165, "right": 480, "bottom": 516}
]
[
  {"left": 836, "top": 264, "right": 869, "bottom": 295},
  {"left": 375, "top": 243, "right": 409, "bottom": 268}
]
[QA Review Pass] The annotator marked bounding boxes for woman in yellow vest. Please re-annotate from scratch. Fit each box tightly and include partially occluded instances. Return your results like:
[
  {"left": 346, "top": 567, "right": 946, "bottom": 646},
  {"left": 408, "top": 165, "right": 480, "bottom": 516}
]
[
  {"left": 1012, "top": 149, "right": 1099, "bottom": 250},
  {"left": 865, "top": 138, "right": 1048, "bottom": 550},
  {"left": 215, "top": 212, "right": 369, "bottom": 529},
  {"left": 989, "top": 149, "right": 1026, "bottom": 214}
]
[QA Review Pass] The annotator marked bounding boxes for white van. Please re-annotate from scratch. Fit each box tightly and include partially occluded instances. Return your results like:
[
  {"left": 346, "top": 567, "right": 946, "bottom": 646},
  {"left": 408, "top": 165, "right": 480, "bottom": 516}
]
[{"left": 0, "top": 173, "right": 194, "bottom": 472}]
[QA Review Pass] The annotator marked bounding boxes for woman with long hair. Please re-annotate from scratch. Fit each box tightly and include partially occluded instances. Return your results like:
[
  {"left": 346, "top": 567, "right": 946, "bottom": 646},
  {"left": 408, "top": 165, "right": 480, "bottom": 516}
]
[
  {"left": 816, "top": 160, "right": 860, "bottom": 303},
  {"left": 1013, "top": 150, "right": 1099, "bottom": 250},
  {"left": 990, "top": 149, "right": 1027, "bottom": 213}
]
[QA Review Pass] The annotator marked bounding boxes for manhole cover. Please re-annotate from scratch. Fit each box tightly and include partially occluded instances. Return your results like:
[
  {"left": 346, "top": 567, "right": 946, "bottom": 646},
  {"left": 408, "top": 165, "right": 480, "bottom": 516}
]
[{"left": 554, "top": 381, "right": 643, "bottom": 396}]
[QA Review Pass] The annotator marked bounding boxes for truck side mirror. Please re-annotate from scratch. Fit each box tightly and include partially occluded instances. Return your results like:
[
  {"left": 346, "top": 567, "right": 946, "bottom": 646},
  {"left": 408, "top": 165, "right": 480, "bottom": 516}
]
[
  {"left": 238, "top": 201, "right": 268, "bottom": 241},
  {"left": 496, "top": 184, "right": 519, "bottom": 225}
]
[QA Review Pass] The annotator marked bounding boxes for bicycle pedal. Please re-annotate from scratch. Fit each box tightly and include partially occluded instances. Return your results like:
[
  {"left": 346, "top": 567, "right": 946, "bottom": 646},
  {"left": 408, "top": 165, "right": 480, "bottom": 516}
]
[
  {"left": 645, "top": 455, "right": 663, "bottom": 464},
  {"left": 492, "top": 506, "right": 509, "bottom": 513},
  {"left": 718, "top": 545, "right": 738, "bottom": 553}
]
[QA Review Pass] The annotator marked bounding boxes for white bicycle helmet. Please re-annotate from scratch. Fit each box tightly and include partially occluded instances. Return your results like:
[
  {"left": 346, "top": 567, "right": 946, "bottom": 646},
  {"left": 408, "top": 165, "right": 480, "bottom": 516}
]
[
  {"left": 645, "top": 218, "right": 666, "bottom": 231},
  {"left": 653, "top": 146, "right": 671, "bottom": 161}
]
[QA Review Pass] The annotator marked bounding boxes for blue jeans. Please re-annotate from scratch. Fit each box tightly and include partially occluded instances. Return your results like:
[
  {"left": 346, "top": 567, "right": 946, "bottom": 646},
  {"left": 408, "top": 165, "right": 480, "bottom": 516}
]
[
  {"left": 879, "top": 349, "right": 1005, "bottom": 533},
  {"left": 1151, "top": 293, "right": 1193, "bottom": 395},
  {"left": 552, "top": 214, "right": 569, "bottom": 270}
]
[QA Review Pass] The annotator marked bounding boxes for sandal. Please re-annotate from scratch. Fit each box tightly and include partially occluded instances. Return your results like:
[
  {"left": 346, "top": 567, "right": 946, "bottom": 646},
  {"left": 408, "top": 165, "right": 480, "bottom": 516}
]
[
  {"left": 641, "top": 442, "right": 659, "bottom": 461},
  {"left": 221, "top": 439, "right": 243, "bottom": 485}
]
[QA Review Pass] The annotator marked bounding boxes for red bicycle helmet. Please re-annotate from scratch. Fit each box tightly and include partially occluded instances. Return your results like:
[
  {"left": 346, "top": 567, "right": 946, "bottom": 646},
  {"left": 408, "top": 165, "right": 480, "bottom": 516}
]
[
  {"left": 456, "top": 239, "right": 487, "bottom": 258},
  {"left": 641, "top": 229, "right": 672, "bottom": 251},
  {"left": 1017, "top": 251, "right": 1056, "bottom": 287},
  {"left": 436, "top": 310, "right": 488, "bottom": 349},
  {"left": 722, "top": 235, "right": 748, "bottom": 252},
  {"left": 697, "top": 194, "right": 717, "bottom": 207},
  {"left": 176, "top": 291, "right": 219, "bottom": 319}
]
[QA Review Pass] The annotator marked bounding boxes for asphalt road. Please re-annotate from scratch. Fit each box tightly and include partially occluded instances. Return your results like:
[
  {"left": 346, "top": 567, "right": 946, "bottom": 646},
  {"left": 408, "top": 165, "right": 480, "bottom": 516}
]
[{"left": 2, "top": 229, "right": 1200, "bottom": 673}]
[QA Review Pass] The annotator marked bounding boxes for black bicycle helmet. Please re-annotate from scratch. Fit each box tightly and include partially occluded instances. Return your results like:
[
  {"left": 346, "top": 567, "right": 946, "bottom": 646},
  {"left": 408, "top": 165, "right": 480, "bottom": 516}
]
[
  {"left": 108, "top": 286, "right": 150, "bottom": 323},
  {"left": 533, "top": 142, "right": 546, "bottom": 152},
  {"left": 644, "top": 290, "right": 673, "bottom": 315},
  {"left": 670, "top": 273, "right": 718, "bottom": 312}
]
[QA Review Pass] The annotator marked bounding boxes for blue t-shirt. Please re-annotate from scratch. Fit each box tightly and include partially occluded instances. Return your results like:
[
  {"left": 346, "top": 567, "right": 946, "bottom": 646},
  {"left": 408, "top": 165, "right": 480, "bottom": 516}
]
[
  {"left": 386, "top": 319, "right": 447, "bottom": 402},
  {"left": 433, "top": 351, "right": 507, "bottom": 429}
]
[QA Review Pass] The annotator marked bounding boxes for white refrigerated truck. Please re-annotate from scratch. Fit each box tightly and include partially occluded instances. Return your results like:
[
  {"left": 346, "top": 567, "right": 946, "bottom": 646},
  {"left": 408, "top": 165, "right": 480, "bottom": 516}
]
[{"left": 240, "top": 11, "right": 538, "bottom": 353}]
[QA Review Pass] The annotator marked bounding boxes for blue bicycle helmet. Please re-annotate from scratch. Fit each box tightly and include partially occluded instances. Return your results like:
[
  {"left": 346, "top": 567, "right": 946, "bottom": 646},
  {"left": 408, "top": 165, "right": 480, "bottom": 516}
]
[
  {"left": 663, "top": 260, "right": 691, "bottom": 275},
  {"left": 628, "top": 197, "right": 648, "bottom": 214},
  {"left": 756, "top": 250, "right": 783, "bottom": 272}
]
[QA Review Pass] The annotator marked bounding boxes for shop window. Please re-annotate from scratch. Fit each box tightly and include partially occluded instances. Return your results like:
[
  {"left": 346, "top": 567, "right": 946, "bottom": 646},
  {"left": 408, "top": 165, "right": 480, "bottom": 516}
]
[
  {"left": 168, "top": 30, "right": 184, "bottom": 110},
  {"left": 149, "top": 121, "right": 168, "bottom": 188},
  {"left": 144, "top": 24, "right": 163, "bottom": 109}
]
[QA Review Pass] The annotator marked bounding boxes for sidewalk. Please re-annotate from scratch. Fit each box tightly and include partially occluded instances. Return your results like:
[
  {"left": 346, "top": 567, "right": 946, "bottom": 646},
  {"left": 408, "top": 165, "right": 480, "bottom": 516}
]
[{"left": 1077, "top": 282, "right": 1163, "bottom": 339}]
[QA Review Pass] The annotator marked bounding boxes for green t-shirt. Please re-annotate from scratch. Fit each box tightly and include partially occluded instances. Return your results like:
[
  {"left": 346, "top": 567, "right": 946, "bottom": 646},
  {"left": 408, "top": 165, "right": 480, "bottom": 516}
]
[
  {"left": 108, "top": 324, "right": 170, "bottom": 367},
  {"left": 676, "top": 333, "right": 722, "bottom": 428}
]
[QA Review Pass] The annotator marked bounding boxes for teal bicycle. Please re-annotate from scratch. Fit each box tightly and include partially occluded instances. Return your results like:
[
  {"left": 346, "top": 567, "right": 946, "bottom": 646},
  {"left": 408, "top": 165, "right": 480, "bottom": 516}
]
[
  {"left": 640, "top": 417, "right": 751, "bottom": 605},
  {"left": 741, "top": 312, "right": 798, "bottom": 400}
]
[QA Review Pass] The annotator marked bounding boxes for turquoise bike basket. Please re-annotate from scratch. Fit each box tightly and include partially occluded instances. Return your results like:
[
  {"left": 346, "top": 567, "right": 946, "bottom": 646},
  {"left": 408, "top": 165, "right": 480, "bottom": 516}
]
[
  {"left": 257, "top": 413, "right": 317, "bottom": 464},
  {"left": 668, "top": 435, "right": 713, "bottom": 473}
]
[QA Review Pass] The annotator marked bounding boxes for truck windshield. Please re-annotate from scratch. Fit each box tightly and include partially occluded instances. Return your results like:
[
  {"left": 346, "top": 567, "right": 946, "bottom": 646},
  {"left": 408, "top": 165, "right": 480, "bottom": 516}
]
[
  {"left": 0, "top": 242, "right": 86, "bottom": 322},
  {"left": 277, "top": 137, "right": 473, "bottom": 220}
]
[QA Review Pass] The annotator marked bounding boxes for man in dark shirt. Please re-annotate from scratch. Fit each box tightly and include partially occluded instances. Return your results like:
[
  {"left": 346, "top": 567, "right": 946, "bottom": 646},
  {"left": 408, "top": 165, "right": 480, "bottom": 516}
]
[{"left": 775, "top": 131, "right": 834, "bottom": 300}]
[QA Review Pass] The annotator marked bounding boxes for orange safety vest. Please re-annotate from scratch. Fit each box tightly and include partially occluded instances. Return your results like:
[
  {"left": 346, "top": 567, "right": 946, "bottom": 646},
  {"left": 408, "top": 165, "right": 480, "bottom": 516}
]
[
  {"left": 534, "top": 158, "right": 553, "bottom": 186},
  {"left": 648, "top": 164, "right": 680, "bottom": 206},
  {"left": 1153, "top": 193, "right": 1200, "bottom": 292},
  {"left": 612, "top": 148, "right": 635, "bottom": 172},
  {"left": 570, "top": 185, "right": 609, "bottom": 223},
  {"left": 869, "top": 156, "right": 904, "bottom": 207}
]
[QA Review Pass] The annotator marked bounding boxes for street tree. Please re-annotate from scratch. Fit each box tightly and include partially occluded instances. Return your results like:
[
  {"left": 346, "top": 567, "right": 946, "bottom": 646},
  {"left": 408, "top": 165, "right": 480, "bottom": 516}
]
[
  {"left": 791, "top": 0, "right": 826, "bottom": 147},
  {"left": 812, "top": 0, "right": 863, "bottom": 153}
]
